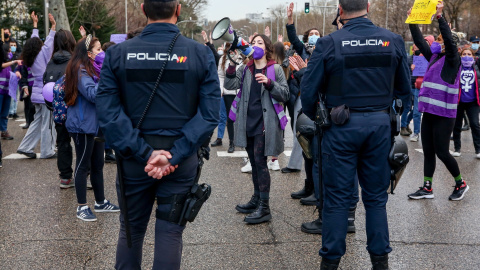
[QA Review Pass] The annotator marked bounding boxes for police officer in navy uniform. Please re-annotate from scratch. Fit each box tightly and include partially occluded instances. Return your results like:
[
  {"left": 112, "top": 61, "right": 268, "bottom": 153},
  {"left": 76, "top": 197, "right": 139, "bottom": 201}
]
[
  {"left": 96, "top": 0, "right": 220, "bottom": 269},
  {"left": 301, "top": 0, "right": 411, "bottom": 269}
]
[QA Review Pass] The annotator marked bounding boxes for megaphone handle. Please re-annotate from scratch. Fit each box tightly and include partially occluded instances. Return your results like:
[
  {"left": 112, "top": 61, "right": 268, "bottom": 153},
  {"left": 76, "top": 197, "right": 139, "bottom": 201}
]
[{"left": 227, "top": 52, "right": 241, "bottom": 66}]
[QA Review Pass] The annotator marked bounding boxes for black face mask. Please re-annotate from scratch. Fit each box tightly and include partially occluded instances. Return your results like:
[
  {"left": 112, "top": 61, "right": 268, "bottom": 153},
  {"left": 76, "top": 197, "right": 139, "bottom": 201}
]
[
  {"left": 4, "top": 33, "right": 9, "bottom": 39},
  {"left": 339, "top": 14, "right": 368, "bottom": 26},
  {"left": 414, "top": 50, "right": 421, "bottom": 56}
]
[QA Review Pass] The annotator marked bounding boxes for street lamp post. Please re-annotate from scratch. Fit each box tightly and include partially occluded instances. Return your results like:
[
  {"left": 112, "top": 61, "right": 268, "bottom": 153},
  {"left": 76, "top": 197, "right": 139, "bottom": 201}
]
[
  {"left": 243, "top": 25, "right": 252, "bottom": 36},
  {"left": 249, "top": 21, "right": 258, "bottom": 33},
  {"left": 310, "top": 0, "right": 337, "bottom": 36},
  {"left": 177, "top": 20, "right": 198, "bottom": 39},
  {"left": 266, "top": 8, "right": 273, "bottom": 38}
]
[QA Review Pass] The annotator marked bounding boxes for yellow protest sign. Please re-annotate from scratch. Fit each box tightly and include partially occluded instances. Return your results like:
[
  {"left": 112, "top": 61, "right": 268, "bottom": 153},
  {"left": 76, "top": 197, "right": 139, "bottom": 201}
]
[{"left": 405, "top": 0, "right": 439, "bottom": 24}]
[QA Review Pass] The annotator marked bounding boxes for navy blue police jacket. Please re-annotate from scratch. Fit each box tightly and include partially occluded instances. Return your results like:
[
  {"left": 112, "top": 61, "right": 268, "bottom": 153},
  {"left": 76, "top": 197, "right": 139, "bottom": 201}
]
[
  {"left": 301, "top": 18, "right": 411, "bottom": 120},
  {"left": 96, "top": 23, "right": 221, "bottom": 166}
]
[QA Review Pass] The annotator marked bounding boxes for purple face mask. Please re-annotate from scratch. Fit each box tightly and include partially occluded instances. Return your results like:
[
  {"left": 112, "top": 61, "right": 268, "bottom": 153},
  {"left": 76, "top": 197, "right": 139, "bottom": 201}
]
[
  {"left": 252, "top": 46, "right": 265, "bottom": 60},
  {"left": 94, "top": 51, "right": 105, "bottom": 65},
  {"left": 462, "top": 56, "right": 475, "bottom": 68},
  {"left": 430, "top": 42, "right": 443, "bottom": 54}
]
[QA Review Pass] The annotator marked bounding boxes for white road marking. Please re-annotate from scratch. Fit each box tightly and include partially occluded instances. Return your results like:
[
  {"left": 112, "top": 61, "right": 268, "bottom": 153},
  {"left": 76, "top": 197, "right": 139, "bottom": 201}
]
[
  {"left": 415, "top": 149, "right": 423, "bottom": 153},
  {"left": 217, "top": 150, "right": 292, "bottom": 157},
  {"left": 15, "top": 119, "right": 26, "bottom": 122},
  {"left": 3, "top": 153, "right": 40, "bottom": 159}
]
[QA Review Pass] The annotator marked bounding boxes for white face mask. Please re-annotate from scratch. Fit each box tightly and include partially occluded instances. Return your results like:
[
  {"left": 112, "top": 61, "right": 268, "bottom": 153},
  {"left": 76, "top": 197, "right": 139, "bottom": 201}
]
[{"left": 218, "top": 50, "right": 224, "bottom": 56}]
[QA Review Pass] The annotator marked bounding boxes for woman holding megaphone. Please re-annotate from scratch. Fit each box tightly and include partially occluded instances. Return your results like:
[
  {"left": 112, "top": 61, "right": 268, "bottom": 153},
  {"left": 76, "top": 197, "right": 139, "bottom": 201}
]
[{"left": 225, "top": 34, "right": 289, "bottom": 224}]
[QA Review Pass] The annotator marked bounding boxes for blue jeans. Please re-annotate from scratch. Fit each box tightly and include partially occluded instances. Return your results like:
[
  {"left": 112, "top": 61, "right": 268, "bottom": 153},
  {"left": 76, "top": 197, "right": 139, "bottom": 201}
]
[
  {"left": 400, "top": 89, "right": 413, "bottom": 129},
  {"left": 217, "top": 98, "right": 226, "bottom": 139},
  {"left": 0, "top": 94, "right": 12, "bottom": 132},
  {"left": 9, "top": 93, "right": 18, "bottom": 115},
  {"left": 406, "top": 88, "right": 421, "bottom": 134}
]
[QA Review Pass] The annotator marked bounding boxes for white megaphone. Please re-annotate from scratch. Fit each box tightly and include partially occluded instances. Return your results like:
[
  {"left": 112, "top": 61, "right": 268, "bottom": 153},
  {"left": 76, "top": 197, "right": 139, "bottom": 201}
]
[{"left": 212, "top": 17, "right": 254, "bottom": 63}]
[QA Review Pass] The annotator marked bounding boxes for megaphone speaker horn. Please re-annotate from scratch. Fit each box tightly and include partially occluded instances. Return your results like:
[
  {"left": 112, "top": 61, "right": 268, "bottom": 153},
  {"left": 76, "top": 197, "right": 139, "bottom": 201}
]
[{"left": 212, "top": 17, "right": 235, "bottom": 42}]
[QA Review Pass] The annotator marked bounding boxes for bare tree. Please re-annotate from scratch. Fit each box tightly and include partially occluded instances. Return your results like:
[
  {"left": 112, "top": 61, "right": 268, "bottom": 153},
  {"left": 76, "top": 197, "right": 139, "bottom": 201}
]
[
  {"left": 50, "top": 0, "right": 70, "bottom": 31},
  {"left": 443, "top": 0, "right": 470, "bottom": 31}
]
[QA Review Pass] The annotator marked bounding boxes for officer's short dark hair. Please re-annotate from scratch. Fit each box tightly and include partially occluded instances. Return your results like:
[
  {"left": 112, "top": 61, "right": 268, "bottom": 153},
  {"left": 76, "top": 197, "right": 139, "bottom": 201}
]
[
  {"left": 339, "top": 0, "right": 368, "bottom": 13},
  {"left": 144, "top": 0, "right": 179, "bottom": 21}
]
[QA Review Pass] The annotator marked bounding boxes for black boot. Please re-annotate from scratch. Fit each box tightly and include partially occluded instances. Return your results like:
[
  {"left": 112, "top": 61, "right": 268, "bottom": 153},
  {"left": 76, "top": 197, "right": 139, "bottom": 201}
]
[
  {"left": 320, "top": 258, "right": 341, "bottom": 270},
  {"left": 228, "top": 140, "right": 235, "bottom": 153},
  {"left": 291, "top": 179, "right": 314, "bottom": 199},
  {"left": 244, "top": 199, "right": 271, "bottom": 224},
  {"left": 211, "top": 138, "right": 222, "bottom": 147},
  {"left": 347, "top": 206, "right": 356, "bottom": 233},
  {"left": 235, "top": 195, "right": 259, "bottom": 214},
  {"left": 300, "top": 193, "right": 317, "bottom": 206},
  {"left": 370, "top": 254, "right": 389, "bottom": 270},
  {"left": 301, "top": 207, "right": 322, "bottom": 234},
  {"left": 105, "top": 149, "right": 116, "bottom": 164}
]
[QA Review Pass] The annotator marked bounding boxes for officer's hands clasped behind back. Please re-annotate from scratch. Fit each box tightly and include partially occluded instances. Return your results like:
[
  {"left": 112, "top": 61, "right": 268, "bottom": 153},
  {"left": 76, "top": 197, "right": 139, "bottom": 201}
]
[{"left": 144, "top": 150, "right": 178, "bottom": 179}]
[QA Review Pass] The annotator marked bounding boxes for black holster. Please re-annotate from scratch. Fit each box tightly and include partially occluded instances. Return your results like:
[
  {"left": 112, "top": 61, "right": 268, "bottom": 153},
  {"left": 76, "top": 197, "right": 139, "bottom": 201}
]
[{"left": 156, "top": 145, "right": 212, "bottom": 226}]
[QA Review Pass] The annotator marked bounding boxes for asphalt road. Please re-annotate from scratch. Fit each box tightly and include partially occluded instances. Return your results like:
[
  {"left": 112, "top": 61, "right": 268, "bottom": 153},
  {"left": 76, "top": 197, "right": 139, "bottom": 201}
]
[{"left": 1, "top": 107, "right": 480, "bottom": 269}]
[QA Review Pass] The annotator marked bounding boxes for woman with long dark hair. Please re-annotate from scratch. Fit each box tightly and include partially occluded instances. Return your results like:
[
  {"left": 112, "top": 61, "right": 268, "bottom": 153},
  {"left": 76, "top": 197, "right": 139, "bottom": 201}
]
[
  {"left": 407, "top": 1, "right": 468, "bottom": 201},
  {"left": 225, "top": 34, "right": 289, "bottom": 224},
  {"left": 451, "top": 47, "right": 480, "bottom": 159},
  {"left": 64, "top": 35, "right": 119, "bottom": 221},
  {"left": 17, "top": 12, "right": 57, "bottom": 159},
  {"left": 43, "top": 29, "right": 76, "bottom": 188}
]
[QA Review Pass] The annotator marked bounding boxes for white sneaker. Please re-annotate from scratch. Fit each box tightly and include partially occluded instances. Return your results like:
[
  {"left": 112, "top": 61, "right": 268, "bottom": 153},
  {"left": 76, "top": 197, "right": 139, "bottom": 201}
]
[
  {"left": 410, "top": 133, "right": 419, "bottom": 142},
  {"left": 452, "top": 151, "right": 461, "bottom": 157},
  {"left": 268, "top": 160, "right": 280, "bottom": 171},
  {"left": 476, "top": 153, "right": 480, "bottom": 159},
  {"left": 241, "top": 161, "right": 252, "bottom": 173}
]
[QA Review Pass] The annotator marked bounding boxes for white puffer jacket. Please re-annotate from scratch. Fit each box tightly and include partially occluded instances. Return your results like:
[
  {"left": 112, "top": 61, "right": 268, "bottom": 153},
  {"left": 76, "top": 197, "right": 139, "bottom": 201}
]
[{"left": 218, "top": 57, "right": 240, "bottom": 96}]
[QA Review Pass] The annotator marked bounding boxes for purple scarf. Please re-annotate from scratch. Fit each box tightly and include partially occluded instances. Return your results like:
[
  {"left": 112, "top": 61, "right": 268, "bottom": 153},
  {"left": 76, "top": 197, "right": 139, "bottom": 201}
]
[
  {"left": 229, "top": 64, "right": 288, "bottom": 130},
  {"left": 91, "top": 59, "right": 102, "bottom": 78}
]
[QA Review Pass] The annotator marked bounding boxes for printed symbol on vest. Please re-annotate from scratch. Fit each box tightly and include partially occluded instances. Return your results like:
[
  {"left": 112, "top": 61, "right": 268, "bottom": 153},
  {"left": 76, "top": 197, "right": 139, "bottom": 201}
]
[{"left": 461, "top": 70, "right": 475, "bottom": 93}]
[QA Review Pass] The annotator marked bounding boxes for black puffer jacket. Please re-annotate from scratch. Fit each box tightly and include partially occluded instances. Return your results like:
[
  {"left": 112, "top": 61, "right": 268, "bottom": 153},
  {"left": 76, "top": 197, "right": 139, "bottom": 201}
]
[{"left": 43, "top": 51, "right": 72, "bottom": 110}]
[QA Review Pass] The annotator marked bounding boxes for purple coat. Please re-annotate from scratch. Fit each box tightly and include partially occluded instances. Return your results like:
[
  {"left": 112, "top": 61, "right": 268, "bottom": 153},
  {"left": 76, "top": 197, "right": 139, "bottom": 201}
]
[
  {"left": 29, "top": 29, "right": 56, "bottom": 104},
  {"left": 418, "top": 54, "right": 461, "bottom": 118}
]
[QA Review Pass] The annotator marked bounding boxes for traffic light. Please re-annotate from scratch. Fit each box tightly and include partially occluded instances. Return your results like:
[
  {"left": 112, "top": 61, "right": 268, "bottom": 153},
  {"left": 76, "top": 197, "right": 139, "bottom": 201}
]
[{"left": 305, "top": 2, "right": 310, "bottom": 13}]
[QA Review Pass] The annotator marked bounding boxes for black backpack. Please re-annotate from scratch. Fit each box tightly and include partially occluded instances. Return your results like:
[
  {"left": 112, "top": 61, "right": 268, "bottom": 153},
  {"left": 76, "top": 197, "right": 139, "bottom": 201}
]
[{"left": 43, "top": 58, "right": 69, "bottom": 111}]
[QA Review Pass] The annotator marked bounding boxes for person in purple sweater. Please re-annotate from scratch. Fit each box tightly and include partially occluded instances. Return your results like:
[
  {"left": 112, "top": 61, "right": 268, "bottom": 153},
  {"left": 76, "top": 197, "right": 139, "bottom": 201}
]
[
  {"left": 0, "top": 45, "right": 20, "bottom": 141},
  {"left": 452, "top": 47, "right": 480, "bottom": 159},
  {"left": 17, "top": 12, "right": 57, "bottom": 159}
]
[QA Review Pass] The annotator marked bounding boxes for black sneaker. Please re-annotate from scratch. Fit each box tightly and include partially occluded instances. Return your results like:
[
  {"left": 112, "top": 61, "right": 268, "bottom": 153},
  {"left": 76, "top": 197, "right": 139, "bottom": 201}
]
[
  {"left": 449, "top": 181, "right": 469, "bottom": 201},
  {"left": 17, "top": 150, "right": 37, "bottom": 159},
  {"left": 408, "top": 187, "right": 434, "bottom": 199}
]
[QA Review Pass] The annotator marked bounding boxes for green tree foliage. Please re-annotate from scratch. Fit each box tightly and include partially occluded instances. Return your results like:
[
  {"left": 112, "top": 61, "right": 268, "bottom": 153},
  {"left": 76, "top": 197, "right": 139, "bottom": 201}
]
[
  {"left": 66, "top": 0, "right": 116, "bottom": 43},
  {"left": 14, "top": 0, "right": 115, "bottom": 44}
]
